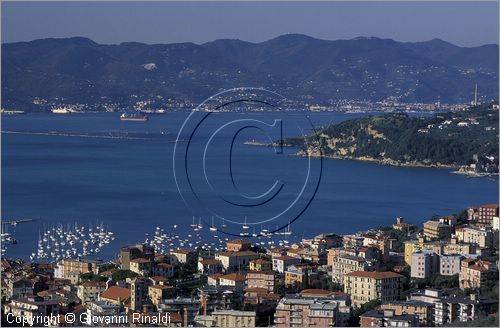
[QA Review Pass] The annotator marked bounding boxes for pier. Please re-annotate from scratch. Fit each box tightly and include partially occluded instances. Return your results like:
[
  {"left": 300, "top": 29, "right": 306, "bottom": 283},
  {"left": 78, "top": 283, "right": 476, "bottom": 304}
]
[{"left": 1, "top": 218, "right": 36, "bottom": 227}]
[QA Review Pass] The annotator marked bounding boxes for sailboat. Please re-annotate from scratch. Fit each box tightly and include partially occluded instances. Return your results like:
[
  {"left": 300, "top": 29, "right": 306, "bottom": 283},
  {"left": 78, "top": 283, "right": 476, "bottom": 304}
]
[
  {"left": 190, "top": 216, "right": 198, "bottom": 228},
  {"left": 242, "top": 216, "right": 250, "bottom": 230},
  {"left": 222, "top": 218, "right": 227, "bottom": 228},
  {"left": 209, "top": 217, "right": 217, "bottom": 232}
]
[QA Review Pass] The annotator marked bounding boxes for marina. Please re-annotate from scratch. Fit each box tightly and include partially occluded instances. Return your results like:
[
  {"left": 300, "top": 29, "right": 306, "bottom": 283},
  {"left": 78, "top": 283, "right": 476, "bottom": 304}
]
[
  {"left": 1, "top": 112, "right": 498, "bottom": 260},
  {"left": 32, "top": 222, "right": 115, "bottom": 262}
]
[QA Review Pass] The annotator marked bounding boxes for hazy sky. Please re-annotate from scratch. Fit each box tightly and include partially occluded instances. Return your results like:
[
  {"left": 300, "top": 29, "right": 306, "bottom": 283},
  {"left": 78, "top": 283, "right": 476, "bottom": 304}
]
[{"left": 2, "top": 1, "right": 499, "bottom": 46}]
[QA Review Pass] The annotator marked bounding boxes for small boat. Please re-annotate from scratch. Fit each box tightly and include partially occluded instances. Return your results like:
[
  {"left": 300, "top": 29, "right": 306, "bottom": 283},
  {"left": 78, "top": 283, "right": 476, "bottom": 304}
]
[{"left": 120, "top": 112, "right": 149, "bottom": 122}]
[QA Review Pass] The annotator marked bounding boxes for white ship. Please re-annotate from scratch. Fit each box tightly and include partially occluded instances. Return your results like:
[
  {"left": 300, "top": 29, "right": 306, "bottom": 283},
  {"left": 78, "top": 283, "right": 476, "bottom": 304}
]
[{"left": 51, "top": 107, "right": 71, "bottom": 114}]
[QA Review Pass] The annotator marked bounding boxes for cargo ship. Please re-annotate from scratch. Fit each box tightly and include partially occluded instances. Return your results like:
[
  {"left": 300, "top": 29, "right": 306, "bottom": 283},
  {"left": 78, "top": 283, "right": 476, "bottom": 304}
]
[{"left": 120, "top": 113, "right": 149, "bottom": 122}]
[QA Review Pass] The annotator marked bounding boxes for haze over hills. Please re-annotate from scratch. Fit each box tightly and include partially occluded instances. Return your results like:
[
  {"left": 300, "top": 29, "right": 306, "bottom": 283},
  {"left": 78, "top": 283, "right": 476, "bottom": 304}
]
[{"left": 1, "top": 34, "right": 498, "bottom": 111}]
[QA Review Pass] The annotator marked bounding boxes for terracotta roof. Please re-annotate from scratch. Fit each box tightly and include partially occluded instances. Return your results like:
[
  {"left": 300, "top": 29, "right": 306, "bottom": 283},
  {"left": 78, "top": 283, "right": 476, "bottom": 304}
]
[
  {"left": 150, "top": 276, "right": 168, "bottom": 282},
  {"left": 227, "top": 239, "right": 251, "bottom": 245},
  {"left": 100, "top": 268, "right": 117, "bottom": 277},
  {"left": 171, "top": 249, "right": 193, "bottom": 255},
  {"left": 246, "top": 271, "right": 274, "bottom": 276},
  {"left": 468, "top": 265, "right": 489, "bottom": 272},
  {"left": 345, "top": 271, "right": 403, "bottom": 279},
  {"left": 480, "top": 204, "right": 499, "bottom": 209},
  {"left": 100, "top": 286, "right": 131, "bottom": 301},
  {"left": 273, "top": 255, "right": 297, "bottom": 261},
  {"left": 1, "top": 260, "right": 11, "bottom": 270},
  {"left": 169, "top": 313, "right": 183, "bottom": 324},
  {"left": 220, "top": 273, "right": 246, "bottom": 282},
  {"left": 71, "top": 304, "right": 86, "bottom": 314},
  {"left": 217, "top": 250, "right": 257, "bottom": 257},
  {"left": 208, "top": 274, "right": 224, "bottom": 280},
  {"left": 199, "top": 259, "right": 221, "bottom": 265},
  {"left": 251, "top": 259, "right": 270, "bottom": 264},
  {"left": 149, "top": 285, "right": 174, "bottom": 290},
  {"left": 130, "top": 258, "right": 151, "bottom": 264},
  {"left": 300, "top": 289, "right": 334, "bottom": 296}
]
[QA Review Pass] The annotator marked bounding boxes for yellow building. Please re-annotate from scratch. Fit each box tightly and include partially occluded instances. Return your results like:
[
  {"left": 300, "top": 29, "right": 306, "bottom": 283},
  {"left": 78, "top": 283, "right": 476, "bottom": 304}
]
[
  {"left": 77, "top": 281, "right": 106, "bottom": 304},
  {"left": 455, "top": 226, "right": 497, "bottom": 248},
  {"left": 343, "top": 271, "right": 403, "bottom": 308},
  {"left": 148, "top": 285, "right": 174, "bottom": 306},
  {"left": 249, "top": 259, "right": 272, "bottom": 271},
  {"left": 380, "top": 302, "right": 433, "bottom": 326},
  {"left": 212, "top": 310, "right": 256, "bottom": 327},
  {"left": 54, "top": 258, "right": 101, "bottom": 279},
  {"left": 443, "top": 239, "right": 475, "bottom": 256},
  {"left": 423, "top": 220, "right": 452, "bottom": 240},
  {"left": 404, "top": 238, "right": 443, "bottom": 265},
  {"left": 459, "top": 259, "right": 497, "bottom": 289},
  {"left": 130, "top": 258, "right": 152, "bottom": 276}
]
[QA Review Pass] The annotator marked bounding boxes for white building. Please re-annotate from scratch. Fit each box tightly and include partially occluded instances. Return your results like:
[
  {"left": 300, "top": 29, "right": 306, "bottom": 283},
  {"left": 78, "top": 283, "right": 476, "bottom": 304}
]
[
  {"left": 439, "top": 254, "right": 463, "bottom": 276},
  {"left": 411, "top": 251, "right": 439, "bottom": 279}
]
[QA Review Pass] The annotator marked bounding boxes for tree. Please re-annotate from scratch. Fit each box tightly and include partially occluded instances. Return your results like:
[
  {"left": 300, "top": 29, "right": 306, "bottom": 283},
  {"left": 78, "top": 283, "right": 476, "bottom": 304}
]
[
  {"left": 80, "top": 272, "right": 107, "bottom": 282},
  {"left": 98, "top": 263, "right": 117, "bottom": 273},
  {"left": 111, "top": 269, "right": 138, "bottom": 281}
]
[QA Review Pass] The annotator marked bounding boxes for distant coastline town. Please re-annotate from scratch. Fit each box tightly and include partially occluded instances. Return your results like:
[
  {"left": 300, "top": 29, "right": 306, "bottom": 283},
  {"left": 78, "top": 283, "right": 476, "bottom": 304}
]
[
  {"left": 1, "top": 203, "right": 499, "bottom": 327},
  {"left": 0, "top": 97, "right": 486, "bottom": 116}
]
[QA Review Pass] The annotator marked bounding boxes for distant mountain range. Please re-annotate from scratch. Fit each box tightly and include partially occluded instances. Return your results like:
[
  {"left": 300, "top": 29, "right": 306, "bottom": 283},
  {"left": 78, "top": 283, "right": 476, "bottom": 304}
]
[{"left": 1, "top": 35, "right": 498, "bottom": 111}]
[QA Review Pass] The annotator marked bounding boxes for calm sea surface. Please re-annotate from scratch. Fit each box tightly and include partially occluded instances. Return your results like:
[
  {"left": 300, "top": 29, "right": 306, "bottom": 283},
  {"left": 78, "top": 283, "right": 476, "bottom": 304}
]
[{"left": 2, "top": 112, "right": 498, "bottom": 259}]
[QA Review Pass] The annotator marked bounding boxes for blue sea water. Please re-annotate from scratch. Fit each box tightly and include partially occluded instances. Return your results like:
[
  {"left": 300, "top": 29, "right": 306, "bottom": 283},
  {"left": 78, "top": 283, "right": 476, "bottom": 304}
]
[{"left": 1, "top": 112, "right": 498, "bottom": 260}]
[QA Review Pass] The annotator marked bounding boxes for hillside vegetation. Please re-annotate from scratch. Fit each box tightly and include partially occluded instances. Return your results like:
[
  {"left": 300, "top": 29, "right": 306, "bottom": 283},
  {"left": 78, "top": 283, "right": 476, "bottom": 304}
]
[{"left": 289, "top": 104, "right": 498, "bottom": 174}]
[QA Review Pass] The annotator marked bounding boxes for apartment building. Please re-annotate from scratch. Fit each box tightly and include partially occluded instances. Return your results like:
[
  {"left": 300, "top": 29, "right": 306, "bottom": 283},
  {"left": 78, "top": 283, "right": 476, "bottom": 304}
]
[
  {"left": 459, "top": 258, "right": 497, "bottom": 289},
  {"left": 120, "top": 244, "right": 154, "bottom": 270},
  {"left": 274, "top": 290, "right": 351, "bottom": 327},
  {"left": 410, "top": 251, "right": 439, "bottom": 279},
  {"left": 331, "top": 254, "right": 375, "bottom": 283},
  {"left": 272, "top": 255, "right": 300, "bottom": 273},
  {"left": 455, "top": 226, "right": 497, "bottom": 248},
  {"left": 249, "top": 258, "right": 272, "bottom": 272},
  {"left": 285, "top": 264, "right": 319, "bottom": 289},
  {"left": 343, "top": 271, "right": 403, "bottom": 308},
  {"left": 77, "top": 281, "right": 107, "bottom": 304},
  {"left": 380, "top": 301, "right": 433, "bottom": 326},
  {"left": 439, "top": 254, "right": 463, "bottom": 276},
  {"left": 54, "top": 258, "right": 101, "bottom": 279},
  {"left": 477, "top": 204, "right": 499, "bottom": 225},
  {"left": 246, "top": 271, "right": 274, "bottom": 293},
  {"left": 360, "top": 309, "right": 419, "bottom": 327},
  {"left": 423, "top": 220, "right": 452, "bottom": 240},
  {"left": 215, "top": 251, "right": 259, "bottom": 272},
  {"left": 226, "top": 239, "right": 251, "bottom": 252}
]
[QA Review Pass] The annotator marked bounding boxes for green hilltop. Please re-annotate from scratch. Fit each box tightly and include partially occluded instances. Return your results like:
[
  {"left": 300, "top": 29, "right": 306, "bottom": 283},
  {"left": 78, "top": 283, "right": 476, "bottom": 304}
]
[{"left": 290, "top": 104, "right": 499, "bottom": 174}]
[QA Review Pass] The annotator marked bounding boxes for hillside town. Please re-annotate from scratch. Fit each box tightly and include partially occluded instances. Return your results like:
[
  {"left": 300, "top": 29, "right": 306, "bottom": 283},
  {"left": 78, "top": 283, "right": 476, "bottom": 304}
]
[{"left": 1, "top": 204, "right": 498, "bottom": 327}]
